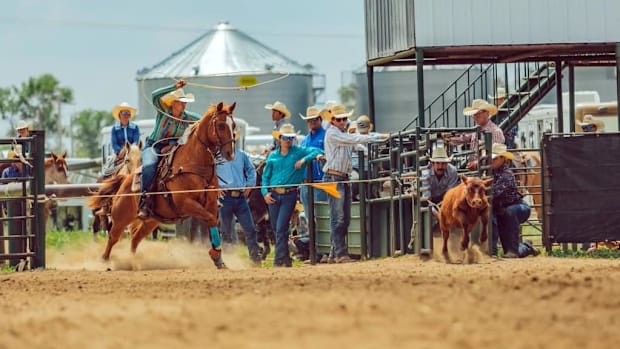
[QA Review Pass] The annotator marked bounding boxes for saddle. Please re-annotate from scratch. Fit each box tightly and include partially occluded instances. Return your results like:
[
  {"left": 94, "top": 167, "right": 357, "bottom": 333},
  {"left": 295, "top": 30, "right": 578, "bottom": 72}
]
[{"left": 130, "top": 144, "right": 180, "bottom": 193}]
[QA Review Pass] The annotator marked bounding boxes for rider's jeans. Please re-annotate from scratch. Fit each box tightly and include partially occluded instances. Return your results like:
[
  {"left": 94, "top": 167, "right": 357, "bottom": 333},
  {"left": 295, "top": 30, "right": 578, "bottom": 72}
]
[{"left": 141, "top": 146, "right": 159, "bottom": 192}]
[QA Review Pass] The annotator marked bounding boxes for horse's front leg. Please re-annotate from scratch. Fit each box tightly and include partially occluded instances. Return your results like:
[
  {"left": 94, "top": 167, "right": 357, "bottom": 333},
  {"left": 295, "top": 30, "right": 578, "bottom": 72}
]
[
  {"left": 479, "top": 211, "right": 489, "bottom": 244},
  {"left": 130, "top": 219, "right": 160, "bottom": 254}
]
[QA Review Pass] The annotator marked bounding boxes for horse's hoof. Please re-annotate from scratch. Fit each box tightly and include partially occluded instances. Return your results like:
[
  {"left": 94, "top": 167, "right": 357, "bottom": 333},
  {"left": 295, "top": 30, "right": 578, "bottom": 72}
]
[{"left": 209, "top": 248, "right": 227, "bottom": 269}]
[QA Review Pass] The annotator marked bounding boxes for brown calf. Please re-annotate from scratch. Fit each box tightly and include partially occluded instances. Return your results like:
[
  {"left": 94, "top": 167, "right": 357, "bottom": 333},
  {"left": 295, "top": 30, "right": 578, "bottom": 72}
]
[{"left": 438, "top": 175, "right": 493, "bottom": 263}]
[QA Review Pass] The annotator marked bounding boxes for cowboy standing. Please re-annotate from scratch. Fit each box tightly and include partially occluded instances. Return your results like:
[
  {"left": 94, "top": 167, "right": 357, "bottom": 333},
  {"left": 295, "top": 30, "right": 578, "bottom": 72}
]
[
  {"left": 490, "top": 143, "right": 539, "bottom": 258},
  {"left": 138, "top": 79, "right": 200, "bottom": 219},
  {"left": 103, "top": 102, "right": 141, "bottom": 178},
  {"left": 264, "top": 101, "right": 291, "bottom": 151},
  {"left": 428, "top": 147, "right": 459, "bottom": 204},
  {"left": 217, "top": 142, "right": 263, "bottom": 266},
  {"left": 261, "top": 123, "right": 324, "bottom": 267},
  {"left": 298, "top": 106, "right": 328, "bottom": 217},
  {"left": 446, "top": 99, "right": 505, "bottom": 170},
  {"left": 323, "top": 104, "right": 388, "bottom": 263},
  {"left": 14, "top": 120, "right": 31, "bottom": 154}
]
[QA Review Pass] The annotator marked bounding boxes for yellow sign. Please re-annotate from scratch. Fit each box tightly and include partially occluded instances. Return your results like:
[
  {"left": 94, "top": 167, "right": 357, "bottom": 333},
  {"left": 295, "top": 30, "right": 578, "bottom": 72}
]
[{"left": 238, "top": 76, "right": 258, "bottom": 87}]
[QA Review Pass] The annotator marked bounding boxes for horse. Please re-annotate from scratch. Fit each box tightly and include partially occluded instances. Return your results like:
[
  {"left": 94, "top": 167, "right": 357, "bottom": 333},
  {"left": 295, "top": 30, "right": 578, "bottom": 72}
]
[
  {"left": 88, "top": 102, "right": 236, "bottom": 268},
  {"left": 246, "top": 158, "right": 275, "bottom": 258},
  {"left": 512, "top": 151, "right": 542, "bottom": 221},
  {"left": 92, "top": 141, "right": 143, "bottom": 238},
  {"left": 45, "top": 151, "right": 70, "bottom": 184},
  {"left": 438, "top": 175, "right": 493, "bottom": 264}
]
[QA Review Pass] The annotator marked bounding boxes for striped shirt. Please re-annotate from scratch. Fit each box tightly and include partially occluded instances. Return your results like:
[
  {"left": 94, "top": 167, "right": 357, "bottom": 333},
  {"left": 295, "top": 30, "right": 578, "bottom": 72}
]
[
  {"left": 146, "top": 84, "right": 201, "bottom": 147},
  {"left": 323, "top": 124, "right": 385, "bottom": 175},
  {"left": 451, "top": 120, "right": 504, "bottom": 161}
]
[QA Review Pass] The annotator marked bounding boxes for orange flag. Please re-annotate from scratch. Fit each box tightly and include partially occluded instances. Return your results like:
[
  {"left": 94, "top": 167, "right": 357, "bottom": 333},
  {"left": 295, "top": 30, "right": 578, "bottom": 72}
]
[{"left": 309, "top": 182, "right": 340, "bottom": 199}]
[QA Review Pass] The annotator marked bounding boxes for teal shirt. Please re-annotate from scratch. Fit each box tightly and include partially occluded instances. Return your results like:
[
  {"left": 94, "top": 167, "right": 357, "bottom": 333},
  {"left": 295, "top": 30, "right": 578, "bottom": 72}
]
[
  {"left": 146, "top": 83, "right": 201, "bottom": 146},
  {"left": 261, "top": 145, "right": 323, "bottom": 196}
]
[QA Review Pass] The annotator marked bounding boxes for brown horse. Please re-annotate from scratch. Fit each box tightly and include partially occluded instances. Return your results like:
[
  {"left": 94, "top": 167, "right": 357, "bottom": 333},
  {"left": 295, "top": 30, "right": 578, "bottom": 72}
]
[
  {"left": 512, "top": 151, "right": 542, "bottom": 221},
  {"left": 88, "top": 102, "right": 236, "bottom": 267},
  {"left": 45, "top": 151, "right": 70, "bottom": 184},
  {"left": 92, "top": 141, "right": 143, "bottom": 237}
]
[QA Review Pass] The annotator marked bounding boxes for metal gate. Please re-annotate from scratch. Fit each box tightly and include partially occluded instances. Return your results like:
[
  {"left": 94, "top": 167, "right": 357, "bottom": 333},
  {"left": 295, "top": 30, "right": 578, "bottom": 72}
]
[{"left": 0, "top": 130, "right": 46, "bottom": 269}]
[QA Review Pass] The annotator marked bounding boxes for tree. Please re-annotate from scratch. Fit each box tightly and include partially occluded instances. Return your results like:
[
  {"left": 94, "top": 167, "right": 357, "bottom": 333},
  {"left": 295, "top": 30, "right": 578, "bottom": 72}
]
[
  {"left": 338, "top": 83, "right": 357, "bottom": 110},
  {"left": 72, "top": 109, "right": 114, "bottom": 158},
  {"left": 13, "top": 74, "right": 74, "bottom": 147}
]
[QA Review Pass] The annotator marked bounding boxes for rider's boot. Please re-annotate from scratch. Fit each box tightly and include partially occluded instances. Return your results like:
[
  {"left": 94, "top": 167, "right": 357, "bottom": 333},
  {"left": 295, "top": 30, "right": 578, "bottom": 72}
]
[{"left": 137, "top": 192, "right": 149, "bottom": 219}]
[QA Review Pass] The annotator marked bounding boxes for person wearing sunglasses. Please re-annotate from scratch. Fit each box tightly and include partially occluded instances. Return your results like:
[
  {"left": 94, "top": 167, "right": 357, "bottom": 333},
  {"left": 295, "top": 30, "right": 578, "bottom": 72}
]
[
  {"left": 322, "top": 104, "right": 389, "bottom": 264},
  {"left": 261, "top": 123, "right": 324, "bottom": 267},
  {"left": 103, "top": 102, "right": 141, "bottom": 178}
]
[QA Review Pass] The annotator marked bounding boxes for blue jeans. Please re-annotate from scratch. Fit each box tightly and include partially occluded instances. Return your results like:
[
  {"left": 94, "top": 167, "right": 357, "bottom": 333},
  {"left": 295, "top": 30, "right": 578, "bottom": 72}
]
[
  {"left": 492, "top": 200, "right": 532, "bottom": 257},
  {"left": 141, "top": 145, "right": 159, "bottom": 192},
  {"left": 299, "top": 185, "right": 328, "bottom": 219},
  {"left": 267, "top": 190, "right": 298, "bottom": 266},
  {"left": 324, "top": 173, "right": 351, "bottom": 259},
  {"left": 219, "top": 194, "right": 261, "bottom": 261}
]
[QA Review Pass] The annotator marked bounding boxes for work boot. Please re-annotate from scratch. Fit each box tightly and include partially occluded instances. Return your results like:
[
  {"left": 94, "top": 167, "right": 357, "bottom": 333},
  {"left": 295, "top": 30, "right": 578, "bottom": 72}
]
[{"left": 137, "top": 193, "right": 150, "bottom": 219}]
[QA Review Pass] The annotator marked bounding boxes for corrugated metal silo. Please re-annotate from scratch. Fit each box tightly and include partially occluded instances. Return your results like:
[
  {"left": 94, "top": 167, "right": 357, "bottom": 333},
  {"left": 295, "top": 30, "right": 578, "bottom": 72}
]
[{"left": 136, "top": 22, "right": 323, "bottom": 134}]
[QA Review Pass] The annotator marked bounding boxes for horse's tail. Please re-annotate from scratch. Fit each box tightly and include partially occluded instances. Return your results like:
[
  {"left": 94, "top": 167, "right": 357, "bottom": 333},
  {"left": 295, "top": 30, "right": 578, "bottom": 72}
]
[{"left": 87, "top": 175, "right": 127, "bottom": 210}]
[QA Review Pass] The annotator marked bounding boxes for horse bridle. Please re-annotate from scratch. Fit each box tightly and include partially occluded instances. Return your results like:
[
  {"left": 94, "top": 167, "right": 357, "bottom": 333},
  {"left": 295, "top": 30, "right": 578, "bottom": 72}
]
[{"left": 196, "top": 111, "right": 235, "bottom": 154}]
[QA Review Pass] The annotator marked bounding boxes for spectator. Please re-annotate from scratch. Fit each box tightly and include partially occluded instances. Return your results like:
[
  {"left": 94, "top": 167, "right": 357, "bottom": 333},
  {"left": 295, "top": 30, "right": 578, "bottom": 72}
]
[
  {"left": 14, "top": 120, "right": 32, "bottom": 154},
  {"left": 261, "top": 124, "right": 323, "bottom": 267},
  {"left": 447, "top": 99, "right": 505, "bottom": 169},
  {"left": 264, "top": 101, "right": 291, "bottom": 152},
  {"left": 298, "top": 106, "right": 328, "bottom": 217},
  {"left": 490, "top": 143, "right": 539, "bottom": 258},
  {"left": 322, "top": 104, "right": 389, "bottom": 263},
  {"left": 103, "top": 102, "right": 141, "bottom": 178}
]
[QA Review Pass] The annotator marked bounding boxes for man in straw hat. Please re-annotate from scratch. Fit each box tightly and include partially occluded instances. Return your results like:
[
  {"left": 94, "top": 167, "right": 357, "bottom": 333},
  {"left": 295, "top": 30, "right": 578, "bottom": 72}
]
[
  {"left": 14, "top": 120, "right": 32, "bottom": 154},
  {"left": 138, "top": 79, "right": 200, "bottom": 219},
  {"left": 299, "top": 106, "right": 328, "bottom": 216},
  {"left": 102, "top": 102, "right": 141, "bottom": 179},
  {"left": 446, "top": 99, "right": 505, "bottom": 170},
  {"left": 490, "top": 143, "right": 539, "bottom": 258},
  {"left": 2, "top": 150, "right": 25, "bottom": 180},
  {"left": 261, "top": 123, "right": 324, "bottom": 267},
  {"left": 323, "top": 104, "right": 389, "bottom": 263},
  {"left": 264, "top": 101, "right": 291, "bottom": 151}
]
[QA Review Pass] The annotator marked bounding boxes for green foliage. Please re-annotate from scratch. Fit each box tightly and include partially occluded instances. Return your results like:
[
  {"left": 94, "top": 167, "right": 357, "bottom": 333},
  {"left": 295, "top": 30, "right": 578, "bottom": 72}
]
[
  {"left": 72, "top": 109, "right": 114, "bottom": 158},
  {"left": 46, "top": 229, "right": 93, "bottom": 250},
  {"left": 549, "top": 248, "right": 620, "bottom": 259},
  {"left": 338, "top": 83, "right": 357, "bottom": 110},
  {"left": 0, "top": 87, "right": 17, "bottom": 121}
]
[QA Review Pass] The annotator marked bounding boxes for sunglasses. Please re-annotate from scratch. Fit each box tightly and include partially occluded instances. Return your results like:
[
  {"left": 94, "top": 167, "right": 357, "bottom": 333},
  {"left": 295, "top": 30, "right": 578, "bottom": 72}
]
[
  {"left": 119, "top": 110, "right": 132, "bottom": 117},
  {"left": 333, "top": 117, "right": 348, "bottom": 122},
  {"left": 281, "top": 135, "right": 296, "bottom": 141}
]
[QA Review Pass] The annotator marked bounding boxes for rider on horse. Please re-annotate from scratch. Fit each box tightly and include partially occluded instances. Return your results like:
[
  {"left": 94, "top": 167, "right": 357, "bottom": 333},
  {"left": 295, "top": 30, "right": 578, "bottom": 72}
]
[
  {"left": 138, "top": 80, "right": 200, "bottom": 219},
  {"left": 103, "top": 102, "right": 141, "bottom": 179}
]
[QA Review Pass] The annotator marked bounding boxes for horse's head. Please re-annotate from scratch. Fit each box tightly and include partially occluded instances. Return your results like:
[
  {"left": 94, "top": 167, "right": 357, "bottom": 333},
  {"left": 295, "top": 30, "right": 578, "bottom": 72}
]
[
  {"left": 46, "top": 151, "right": 70, "bottom": 184},
  {"left": 205, "top": 102, "right": 236, "bottom": 161},
  {"left": 120, "top": 140, "right": 142, "bottom": 174}
]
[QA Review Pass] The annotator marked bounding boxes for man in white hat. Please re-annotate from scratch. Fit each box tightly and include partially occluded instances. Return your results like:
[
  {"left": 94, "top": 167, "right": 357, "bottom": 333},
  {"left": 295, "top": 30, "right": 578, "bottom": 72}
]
[
  {"left": 299, "top": 106, "right": 328, "bottom": 216},
  {"left": 138, "top": 79, "right": 200, "bottom": 219},
  {"left": 490, "top": 143, "right": 539, "bottom": 258},
  {"left": 323, "top": 104, "right": 389, "bottom": 263},
  {"left": 14, "top": 120, "right": 31, "bottom": 154},
  {"left": 264, "top": 101, "right": 291, "bottom": 151},
  {"left": 428, "top": 147, "right": 459, "bottom": 204},
  {"left": 261, "top": 123, "right": 324, "bottom": 267},
  {"left": 446, "top": 99, "right": 505, "bottom": 170}
]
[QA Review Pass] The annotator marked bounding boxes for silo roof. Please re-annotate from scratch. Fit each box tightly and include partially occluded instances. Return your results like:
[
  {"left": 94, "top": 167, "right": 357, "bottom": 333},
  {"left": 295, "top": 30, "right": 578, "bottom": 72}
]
[{"left": 137, "top": 22, "right": 313, "bottom": 79}]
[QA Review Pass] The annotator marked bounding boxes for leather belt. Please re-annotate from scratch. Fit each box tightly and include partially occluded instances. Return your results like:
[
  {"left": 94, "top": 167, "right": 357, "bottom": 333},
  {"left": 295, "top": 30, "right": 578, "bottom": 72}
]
[
  {"left": 326, "top": 169, "right": 349, "bottom": 178},
  {"left": 271, "top": 187, "right": 298, "bottom": 194},
  {"left": 226, "top": 190, "right": 244, "bottom": 198}
]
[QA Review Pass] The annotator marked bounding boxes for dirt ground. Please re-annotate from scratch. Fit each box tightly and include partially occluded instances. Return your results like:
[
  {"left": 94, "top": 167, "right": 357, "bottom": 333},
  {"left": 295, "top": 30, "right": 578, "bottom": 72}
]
[{"left": 0, "top": 239, "right": 618, "bottom": 349}]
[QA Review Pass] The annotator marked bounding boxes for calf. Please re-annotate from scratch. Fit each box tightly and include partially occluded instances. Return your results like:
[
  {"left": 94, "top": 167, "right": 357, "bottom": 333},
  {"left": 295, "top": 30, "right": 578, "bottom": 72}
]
[{"left": 438, "top": 175, "right": 493, "bottom": 263}]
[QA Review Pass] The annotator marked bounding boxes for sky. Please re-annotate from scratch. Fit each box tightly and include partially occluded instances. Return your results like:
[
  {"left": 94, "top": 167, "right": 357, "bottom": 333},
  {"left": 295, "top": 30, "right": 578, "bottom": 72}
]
[{"left": 0, "top": 0, "right": 366, "bottom": 126}]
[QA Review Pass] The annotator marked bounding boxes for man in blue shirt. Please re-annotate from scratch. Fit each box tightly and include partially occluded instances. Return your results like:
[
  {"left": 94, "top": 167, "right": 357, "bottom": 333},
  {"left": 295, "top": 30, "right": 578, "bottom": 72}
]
[
  {"left": 217, "top": 144, "right": 262, "bottom": 266},
  {"left": 299, "top": 106, "right": 328, "bottom": 217},
  {"left": 1, "top": 151, "right": 25, "bottom": 180}
]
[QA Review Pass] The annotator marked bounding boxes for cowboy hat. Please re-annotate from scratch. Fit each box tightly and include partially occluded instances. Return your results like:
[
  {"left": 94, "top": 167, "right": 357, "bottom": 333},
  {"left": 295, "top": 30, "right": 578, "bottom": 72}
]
[
  {"left": 112, "top": 102, "right": 137, "bottom": 120},
  {"left": 577, "top": 114, "right": 605, "bottom": 132},
  {"left": 264, "top": 101, "right": 291, "bottom": 118},
  {"left": 324, "top": 104, "right": 353, "bottom": 122},
  {"left": 15, "top": 120, "right": 31, "bottom": 131},
  {"left": 299, "top": 106, "right": 321, "bottom": 120},
  {"left": 491, "top": 143, "right": 514, "bottom": 160},
  {"left": 356, "top": 115, "right": 373, "bottom": 133},
  {"left": 160, "top": 88, "right": 196, "bottom": 108},
  {"left": 463, "top": 99, "right": 498, "bottom": 117},
  {"left": 488, "top": 87, "right": 507, "bottom": 100},
  {"left": 429, "top": 147, "right": 452, "bottom": 163},
  {"left": 347, "top": 121, "right": 358, "bottom": 133},
  {"left": 272, "top": 123, "right": 298, "bottom": 139}
]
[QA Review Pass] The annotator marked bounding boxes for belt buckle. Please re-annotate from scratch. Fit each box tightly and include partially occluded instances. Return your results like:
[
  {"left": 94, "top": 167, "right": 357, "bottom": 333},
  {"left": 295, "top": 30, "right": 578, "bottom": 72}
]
[
  {"left": 230, "top": 190, "right": 242, "bottom": 198},
  {"left": 274, "top": 187, "right": 286, "bottom": 194}
]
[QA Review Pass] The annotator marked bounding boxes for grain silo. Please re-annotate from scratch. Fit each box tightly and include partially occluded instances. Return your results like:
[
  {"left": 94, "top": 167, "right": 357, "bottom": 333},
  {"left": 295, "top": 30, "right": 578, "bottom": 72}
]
[{"left": 136, "top": 21, "right": 323, "bottom": 134}]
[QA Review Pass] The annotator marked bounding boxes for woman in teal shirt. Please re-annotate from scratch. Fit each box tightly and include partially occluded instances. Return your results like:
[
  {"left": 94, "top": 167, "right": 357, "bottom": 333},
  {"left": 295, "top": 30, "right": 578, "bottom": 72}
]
[{"left": 262, "top": 124, "right": 323, "bottom": 267}]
